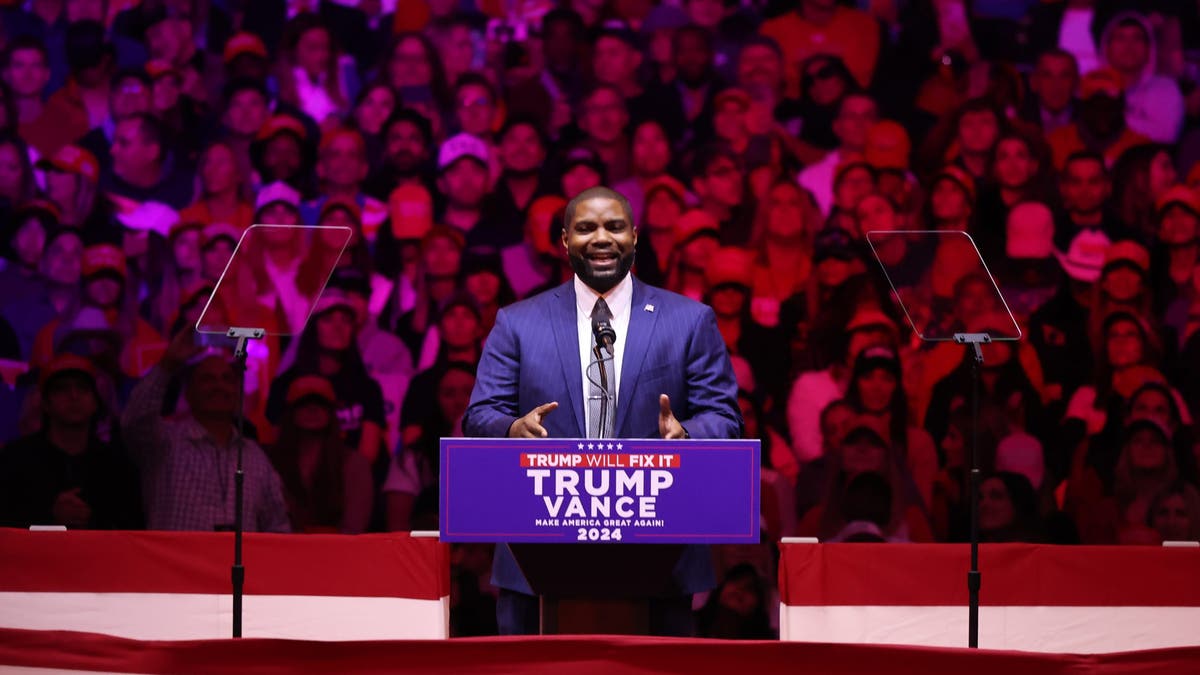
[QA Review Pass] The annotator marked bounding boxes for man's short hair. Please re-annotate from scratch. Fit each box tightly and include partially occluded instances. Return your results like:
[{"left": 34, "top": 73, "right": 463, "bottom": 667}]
[
  {"left": 1036, "top": 47, "right": 1079, "bottom": 73},
  {"left": 1113, "top": 15, "right": 1149, "bottom": 41},
  {"left": 563, "top": 186, "right": 634, "bottom": 231},
  {"left": 112, "top": 67, "right": 151, "bottom": 90},
  {"left": 579, "top": 82, "right": 626, "bottom": 115},
  {"left": 222, "top": 76, "right": 269, "bottom": 106},
  {"left": 125, "top": 112, "right": 166, "bottom": 160},
  {"left": 384, "top": 107, "right": 434, "bottom": 146},
  {"left": 738, "top": 34, "right": 783, "bottom": 61},
  {"left": 498, "top": 112, "right": 548, "bottom": 149},
  {"left": 3, "top": 35, "right": 49, "bottom": 68},
  {"left": 453, "top": 72, "right": 497, "bottom": 101},
  {"left": 836, "top": 90, "right": 877, "bottom": 116},
  {"left": 541, "top": 7, "right": 585, "bottom": 39},
  {"left": 427, "top": 12, "right": 475, "bottom": 35},
  {"left": 689, "top": 142, "right": 740, "bottom": 183},
  {"left": 672, "top": 24, "right": 713, "bottom": 52},
  {"left": 1063, "top": 150, "right": 1107, "bottom": 175}
]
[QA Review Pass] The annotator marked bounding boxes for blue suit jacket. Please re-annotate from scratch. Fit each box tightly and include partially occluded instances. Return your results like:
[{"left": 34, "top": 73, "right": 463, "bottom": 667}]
[{"left": 463, "top": 277, "right": 743, "bottom": 595}]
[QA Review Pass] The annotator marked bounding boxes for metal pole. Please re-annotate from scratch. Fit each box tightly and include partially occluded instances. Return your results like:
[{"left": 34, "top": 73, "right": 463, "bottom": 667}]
[
  {"left": 232, "top": 335, "right": 248, "bottom": 638},
  {"left": 967, "top": 341, "right": 983, "bottom": 648}
]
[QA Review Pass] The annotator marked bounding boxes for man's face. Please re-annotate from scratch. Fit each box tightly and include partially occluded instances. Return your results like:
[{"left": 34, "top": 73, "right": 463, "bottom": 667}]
[
  {"left": 263, "top": 134, "right": 302, "bottom": 181},
  {"left": 579, "top": 89, "right": 627, "bottom": 144},
  {"left": 714, "top": 100, "right": 748, "bottom": 144},
  {"left": 44, "top": 234, "right": 83, "bottom": 285},
  {"left": 147, "top": 18, "right": 189, "bottom": 64},
  {"left": 111, "top": 76, "right": 151, "bottom": 120},
  {"left": 1105, "top": 24, "right": 1149, "bottom": 74},
  {"left": 386, "top": 120, "right": 428, "bottom": 173},
  {"left": 435, "top": 24, "right": 474, "bottom": 77},
  {"left": 674, "top": 31, "right": 712, "bottom": 86},
  {"left": 696, "top": 155, "right": 744, "bottom": 208},
  {"left": 296, "top": 26, "right": 331, "bottom": 76},
  {"left": 1061, "top": 158, "right": 1109, "bottom": 215},
  {"left": 316, "top": 308, "right": 355, "bottom": 352},
  {"left": 1031, "top": 53, "right": 1077, "bottom": 113},
  {"left": 592, "top": 36, "right": 639, "bottom": 87},
  {"left": 1079, "top": 93, "right": 1125, "bottom": 137},
  {"left": 563, "top": 196, "right": 637, "bottom": 293},
  {"left": 201, "top": 144, "right": 238, "bottom": 195},
  {"left": 632, "top": 122, "right": 670, "bottom": 177},
  {"left": 832, "top": 95, "right": 878, "bottom": 152},
  {"left": 111, "top": 119, "right": 157, "bottom": 177},
  {"left": 224, "top": 89, "right": 268, "bottom": 136},
  {"left": 437, "top": 368, "right": 475, "bottom": 424},
  {"left": 44, "top": 374, "right": 98, "bottom": 426},
  {"left": 85, "top": 275, "right": 123, "bottom": 308},
  {"left": 185, "top": 355, "right": 239, "bottom": 418},
  {"left": 0, "top": 142, "right": 22, "bottom": 195},
  {"left": 543, "top": 20, "right": 578, "bottom": 72},
  {"left": 319, "top": 135, "right": 367, "bottom": 189},
  {"left": 835, "top": 167, "right": 875, "bottom": 212},
  {"left": 4, "top": 48, "right": 50, "bottom": 98},
  {"left": 438, "top": 158, "right": 488, "bottom": 209},
  {"left": 151, "top": 74, "right": 182, "bottom": 113},
  {"left": 455, "top": 83, "right": 495, "bottom": 137},
  {"left": 737, "top": 44, "right": 782, "bottom": 94},
  {"left": 562, "top": 164, "right": 602, "bottom": 199},
  {"left": 499, "top": 124, "right": 545, "bottom": 175},
  {"left": 958, "top": 109, "right": 999, "bottom": 155}
]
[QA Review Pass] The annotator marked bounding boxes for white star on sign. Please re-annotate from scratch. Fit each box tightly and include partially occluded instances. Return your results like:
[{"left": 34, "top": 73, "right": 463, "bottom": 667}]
[
  {"left": 607, "top": 443, "right": 614, "bottom": 450},
  {"left": 587, "top": 443, "right": 595, "bottom": 450},
  {"left": 616, "top": 443, "right": 623, "bottom": 450},
  {"left": 578, "top": 443, "right": 584, "bottom": 450}
]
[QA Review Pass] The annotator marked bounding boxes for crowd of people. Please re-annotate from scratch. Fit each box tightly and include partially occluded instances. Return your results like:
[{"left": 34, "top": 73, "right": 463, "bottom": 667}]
[{"left": 1, "top": 0, "right": 1199, "bottom": 638}]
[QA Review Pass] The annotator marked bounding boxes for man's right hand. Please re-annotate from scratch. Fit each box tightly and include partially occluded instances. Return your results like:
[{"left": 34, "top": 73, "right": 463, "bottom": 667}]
[
  {"left": 161, "top": 329, "right": 203, "bottom": 374},
  {"left": 52, "top": 488, "right": 91, "bottom": 528},
  {"left": 508, "top": 402, "right": 558, "bottom": 438}
]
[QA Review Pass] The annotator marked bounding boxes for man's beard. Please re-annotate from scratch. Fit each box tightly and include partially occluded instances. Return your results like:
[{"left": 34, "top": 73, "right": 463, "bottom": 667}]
[
  {"left": 568, "top": 248, "right": 635, "bottom": 293},
  {"left": 678, "top": 69, "right": 712, "bottom": 89},
  {"left": 505, "top": 166, "right": 540, "bottom": 180},
  {"left": 389, "top": 150, "right": 423, "bottom": 173}
]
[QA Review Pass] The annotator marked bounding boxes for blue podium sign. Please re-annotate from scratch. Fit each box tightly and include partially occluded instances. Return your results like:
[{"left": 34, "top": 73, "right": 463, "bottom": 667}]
[{"left": 440, "top": 438, "right": 760, "bottom": 544}]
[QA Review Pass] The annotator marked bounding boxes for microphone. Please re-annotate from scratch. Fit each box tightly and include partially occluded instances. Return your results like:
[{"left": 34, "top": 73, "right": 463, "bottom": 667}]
[{"left": 592, "top": 316, "right": 616, "bottom": 355}]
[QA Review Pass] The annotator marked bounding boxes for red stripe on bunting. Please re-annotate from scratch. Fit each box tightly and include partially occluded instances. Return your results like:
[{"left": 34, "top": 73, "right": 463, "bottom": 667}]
[
  {"left": 0, "top": 529, "right": 449, "bottom": 600},
  {"left": 3, "top": 627, "right": 1200, "bottom": 675},
  {"left": 779, "top": 543, "right": 1200, "bottom": 607}
]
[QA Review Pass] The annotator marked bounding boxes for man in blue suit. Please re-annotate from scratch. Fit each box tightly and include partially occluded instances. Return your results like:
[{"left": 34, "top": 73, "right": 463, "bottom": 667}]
[{"left": 464, "top": 185, "right": 743, "bottom": 635}]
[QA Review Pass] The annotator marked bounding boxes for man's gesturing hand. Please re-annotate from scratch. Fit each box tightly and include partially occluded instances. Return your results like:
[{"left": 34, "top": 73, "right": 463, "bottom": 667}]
[
  {"left": 659, "top": 394, "right": 687, "bottom": 439},
  {"left": 508, "top": 402, "right": 559, "bottom": 438}
]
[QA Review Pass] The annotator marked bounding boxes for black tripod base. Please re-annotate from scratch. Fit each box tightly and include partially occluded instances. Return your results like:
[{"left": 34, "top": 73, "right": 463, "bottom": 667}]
[
  {"left": 967, "top": 569, "right": 981, "bottom": 648},
  {"left": 232, "top": 564, "right": 244, "bottom": 637}
]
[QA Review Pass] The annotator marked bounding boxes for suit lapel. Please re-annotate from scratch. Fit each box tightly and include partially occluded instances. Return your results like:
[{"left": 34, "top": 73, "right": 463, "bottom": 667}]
[
  {"left": 616, "top": 279, "right": 658, "bottom": 435},
  {"left": 549, "top": 282, "right": 586, "bottom": 436}
]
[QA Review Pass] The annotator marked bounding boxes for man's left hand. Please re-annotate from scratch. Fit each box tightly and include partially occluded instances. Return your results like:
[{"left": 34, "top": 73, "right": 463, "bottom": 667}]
[{"left": 658, "top": 394, "right": 688, "bottom": 439}]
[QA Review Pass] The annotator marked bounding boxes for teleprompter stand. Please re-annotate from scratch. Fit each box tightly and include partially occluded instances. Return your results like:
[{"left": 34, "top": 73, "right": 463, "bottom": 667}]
[{"left": 866, "top": 230, "right": 1022, "bottom": 649}]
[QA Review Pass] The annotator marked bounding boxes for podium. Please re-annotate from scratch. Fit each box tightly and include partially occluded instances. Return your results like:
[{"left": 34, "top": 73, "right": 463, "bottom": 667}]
[
  {"left": 440, "top": 438, "right": 760, "bottom": 635},
  {"left": 510, "top": 543, "right": 687, "bottom": 634}
]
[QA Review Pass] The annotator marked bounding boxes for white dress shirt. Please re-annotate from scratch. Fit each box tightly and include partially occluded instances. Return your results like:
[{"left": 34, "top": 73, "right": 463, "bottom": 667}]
[{"left": 574, "top": 273, "right": 633, "bottom": 436}]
